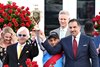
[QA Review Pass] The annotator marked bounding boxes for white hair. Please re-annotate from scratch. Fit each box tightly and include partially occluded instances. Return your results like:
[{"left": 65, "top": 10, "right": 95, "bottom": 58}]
[
  {"left": 17, "top": 26, "right": 30, "bottom": 38},
  {"left": 59, "top": 10, "right": 70, "bottom": 18}
]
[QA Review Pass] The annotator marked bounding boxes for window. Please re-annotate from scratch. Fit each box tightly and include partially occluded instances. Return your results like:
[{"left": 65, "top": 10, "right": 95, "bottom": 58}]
[
  {"left": 77, "top": 0, "right": 95, "bottom": 25},
  {"left": 45, "top": 0, "right": 62, "bottom": 36}
]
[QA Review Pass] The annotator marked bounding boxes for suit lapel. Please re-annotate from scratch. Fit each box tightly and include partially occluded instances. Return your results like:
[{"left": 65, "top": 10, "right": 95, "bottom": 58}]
[
  {"left": 13, "top": 43, "right": 18, "bottom": 60},
  {"left": 76, "top": 34, "right": 85, "bottom": 58},
  {"left": 67, "top": 36, "right": 74, "bottom": 59},
  {"left": 57, "top": 28, "right": 60, "bottom": 36},
  {"left": 65, "top": 29, "right": 70, "bottom": 37}
]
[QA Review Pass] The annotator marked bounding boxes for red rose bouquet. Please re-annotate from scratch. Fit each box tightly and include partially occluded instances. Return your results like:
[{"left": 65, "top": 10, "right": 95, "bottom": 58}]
[
  {"left": 3, "top": 64, "right": 9, "bottom": 67},
  {"left": 0, "top": 1, "right": 34, "bottom": 32},
  {"left": 92, "top": 12, "right": 100, "bottom": 36},
  {"left": 4, "top": 58, "right": 38, "bottom": 67},
  {"left": 26, "top": 58, "right": 38, "bottom": 67}
]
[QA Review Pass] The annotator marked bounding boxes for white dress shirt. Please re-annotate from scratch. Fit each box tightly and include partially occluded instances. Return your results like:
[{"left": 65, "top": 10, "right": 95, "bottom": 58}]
[
  {"left": 60, "top": 26, "right": 68, "bottom": 39},
  {"left": 72, "top": 32, "right": 81, "bottom": 46}
]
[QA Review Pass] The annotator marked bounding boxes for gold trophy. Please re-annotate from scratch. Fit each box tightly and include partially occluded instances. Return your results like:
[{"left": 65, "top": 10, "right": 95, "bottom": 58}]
[
  {"left": 31, "top": 5, "right": 41, "bottom": 46},
  {"left": 32, "top": 5, "right": 40, "bottom": 24}
]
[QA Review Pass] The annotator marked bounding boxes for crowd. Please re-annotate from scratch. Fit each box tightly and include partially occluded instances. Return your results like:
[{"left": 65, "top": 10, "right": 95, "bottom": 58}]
[{"left": 0, "top": 10, "right": 100, "bottom": 67}]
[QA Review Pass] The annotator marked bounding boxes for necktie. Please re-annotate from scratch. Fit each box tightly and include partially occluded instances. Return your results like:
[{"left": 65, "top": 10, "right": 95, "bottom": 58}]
[
  {"left": 18, "top": 45, "right": 22, "bottom": 59},
  {"left": 73, "top": 37, "right": 77, "bottom": 58}
]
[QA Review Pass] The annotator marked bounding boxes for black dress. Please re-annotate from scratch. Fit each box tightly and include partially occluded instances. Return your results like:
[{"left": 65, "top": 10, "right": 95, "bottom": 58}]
[{"left": 0, "top": 46, "right": 6, "bottom": 62}]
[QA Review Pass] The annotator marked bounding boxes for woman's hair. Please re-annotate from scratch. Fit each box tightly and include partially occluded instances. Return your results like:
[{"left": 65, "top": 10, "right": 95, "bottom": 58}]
[{"left": 0, "top": 26, "right": 17, "bottom": 44}]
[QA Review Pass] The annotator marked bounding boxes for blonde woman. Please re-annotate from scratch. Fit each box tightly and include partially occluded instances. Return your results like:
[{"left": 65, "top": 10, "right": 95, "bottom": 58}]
[{"left": 0, "top": 27, "right": 17, "bottom": 62}]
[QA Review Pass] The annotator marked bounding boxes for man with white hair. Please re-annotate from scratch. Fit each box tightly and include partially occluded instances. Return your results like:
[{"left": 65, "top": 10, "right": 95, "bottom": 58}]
[
  {"left": 3, "top": 26, "right": 39, "bottom": 67},
  {"left": 50, "top": 10, "right": 71, "bottom": 66},
  {"left": 50, "top": 10, "right": 70, "bottom": 39}
]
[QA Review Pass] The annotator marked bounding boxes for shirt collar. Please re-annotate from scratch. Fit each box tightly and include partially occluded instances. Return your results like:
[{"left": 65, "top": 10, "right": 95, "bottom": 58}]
[
  {"left": 73, "top": 32, "right": 81, "bottom": 39},
  {"left": 18, "top": 42, "right": 26, "bottom": 47},
  {"left": 60, "top": 26, "right": 68, "bottom": 31}
]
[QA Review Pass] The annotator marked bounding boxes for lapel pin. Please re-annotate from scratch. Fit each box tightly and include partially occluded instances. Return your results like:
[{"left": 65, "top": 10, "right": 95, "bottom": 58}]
[{"left": 26, "top": 51, "right": 29, "bottom": 53}]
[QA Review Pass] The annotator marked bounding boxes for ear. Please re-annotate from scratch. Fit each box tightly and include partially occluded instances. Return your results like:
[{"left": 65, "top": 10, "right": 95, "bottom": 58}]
[{"left": 0, "top": 32, "right": 4, "bottom": 37}]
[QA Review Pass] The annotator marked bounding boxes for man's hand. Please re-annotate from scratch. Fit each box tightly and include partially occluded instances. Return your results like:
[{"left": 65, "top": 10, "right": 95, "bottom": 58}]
[
  {"left": 38, "top": 30, "right": 46, "bottom": 41},
  {"left": 96, "top": 48, "right": 100, "bottom": 54}
]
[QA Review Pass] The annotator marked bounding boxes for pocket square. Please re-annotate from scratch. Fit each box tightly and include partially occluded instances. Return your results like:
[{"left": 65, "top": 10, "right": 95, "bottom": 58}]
[{"left": 83, "top": 44, "right": 87, "bottom": 46}]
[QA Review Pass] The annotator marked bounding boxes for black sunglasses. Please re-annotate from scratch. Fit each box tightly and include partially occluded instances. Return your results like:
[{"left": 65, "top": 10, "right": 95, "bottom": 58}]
[{"left": 18, "top": 34, "right": 26, "bottom": 37}]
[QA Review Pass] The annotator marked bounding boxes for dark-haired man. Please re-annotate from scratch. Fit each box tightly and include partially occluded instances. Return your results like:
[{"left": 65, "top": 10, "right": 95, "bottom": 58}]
[
  {"left": 43, "top": 32, "right": 63, "bottom": 67},
  {"left": 43, "top": 19, "right": 99, "bottom": 67}
]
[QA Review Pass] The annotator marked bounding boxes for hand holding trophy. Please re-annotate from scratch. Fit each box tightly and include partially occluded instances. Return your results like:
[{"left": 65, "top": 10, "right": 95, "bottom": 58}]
[{"left": 31, "top": 5, "right": 41, "bottom": 46}]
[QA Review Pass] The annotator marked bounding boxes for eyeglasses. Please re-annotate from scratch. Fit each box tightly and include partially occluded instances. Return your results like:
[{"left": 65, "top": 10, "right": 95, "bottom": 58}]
[{"left": 18, "top": 34, "right": 26, "bottom": 37}]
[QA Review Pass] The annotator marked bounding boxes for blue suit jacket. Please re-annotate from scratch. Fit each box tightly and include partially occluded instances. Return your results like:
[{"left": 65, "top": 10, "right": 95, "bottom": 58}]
[
  {"left": 43, "top": 34, "right": 99, "bottom": 67},
  {"left": 93, "top": 35, "right": 100, "bottom": 48},
  {"left": 93, "top": 35, "right": 100, "bottom": 67}
]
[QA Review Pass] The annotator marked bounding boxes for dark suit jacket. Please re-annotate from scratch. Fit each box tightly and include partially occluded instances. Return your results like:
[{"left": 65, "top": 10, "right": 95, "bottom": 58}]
[
  {"left": 43, "top": 34, "right": 99, "bottom": 67},
  {"left": 93, "top": 35, "right": 100, "bottom": 67},
  {"left": 3, "top": 40, "right": 39, "bottom": 67}
]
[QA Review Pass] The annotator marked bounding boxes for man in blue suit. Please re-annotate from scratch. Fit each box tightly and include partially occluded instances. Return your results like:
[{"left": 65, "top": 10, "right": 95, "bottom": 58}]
[
  {"left": 43, "top": 19, "right": 99, "bottom": 67},
  {"left": 94, "top": 35, "right": 100, "bottom": 67}
]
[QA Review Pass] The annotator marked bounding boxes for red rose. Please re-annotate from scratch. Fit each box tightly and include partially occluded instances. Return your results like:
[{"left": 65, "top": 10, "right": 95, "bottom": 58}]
[
  {"left": 92, "top": 18, "right": 97, "bottom": 22},
  {"left": 17, "top": 8, "right": 21, "bottom": 12},
  {"left": 92, "top": 31, "right": 99, "bottom": 36},
  {"left": 27, "top": 11, "right": 30, "bottom": 15},
  {"left": 3, "top": 24, "right": 7, "bottom": 27},
  {"left": 8, "top": 9, "right": 12, "bottom": 14},
  {"left": 12, "top": 2, "right": 16, "bottom": 6},
  {"left": 22, "top": 10, "right": 26, "bottom": 15},
  {"left": 26, "top": 7, "right": 29, "bottom": 11},
  {"left": 13, "top": 22, "right": 19, "bottom": 27},
  {"left": 26, "top": 58, "right": 31, "bottom": 65},
  {"left": 34, "top": 65, "right": 38, "bottom": 67},
  {"left": 15, "top": 11, "right": 19, "bottom": 15},
  {"left": 2, "top": 12, "right": 8, "bottom": 17},
  {"left": 7, "top": 16, "right": 11, "bottom": 20},
  {"left": 21, "top": 6, "right": 25, "bottom": 9},
  {"left": 31, "top": 61, "right": 37, "bottom": 65},
  {"left": 7, "top": 22, "right": 12, "bottom": 27},
  {"left": 26, "top": 16, "right": 30, "bottom": 20},
  {"left": 12, "top": 18, "right": 17, "bottom": 23},
  {"left": 20, "top": 22, "right": 25, "bottom": 26},
  {"left": 4, "top": 64, "right": 9, "bottom": 67},
  {"left": 0, "top": 10, "right": 4, "bottom": 14},
  {"left": 26, "top": 22, "right": 30, "bottom": 27},
  {"left": 0, "top": 18, "right": 4, "bottom": 23}
]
